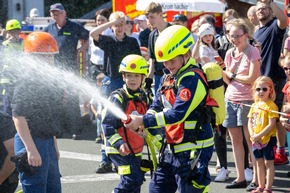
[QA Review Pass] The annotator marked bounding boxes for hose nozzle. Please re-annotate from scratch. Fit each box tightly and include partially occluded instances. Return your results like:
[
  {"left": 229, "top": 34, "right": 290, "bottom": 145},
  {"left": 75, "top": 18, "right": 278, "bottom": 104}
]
[{"left": 122, "top": 114, "right": 132, "bottom": 124}]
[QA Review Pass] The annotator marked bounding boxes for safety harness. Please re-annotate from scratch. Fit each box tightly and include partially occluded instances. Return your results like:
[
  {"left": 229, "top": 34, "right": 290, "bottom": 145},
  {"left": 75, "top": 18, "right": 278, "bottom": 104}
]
[{"left": 112, "top": 88, "right": 154, "bottom": 178}]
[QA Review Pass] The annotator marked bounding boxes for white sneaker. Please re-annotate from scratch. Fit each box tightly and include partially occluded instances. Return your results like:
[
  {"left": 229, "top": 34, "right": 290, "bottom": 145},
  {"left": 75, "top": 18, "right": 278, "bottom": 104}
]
[
  {"left": 244, "top": 168, "right": 253, "bottom": 182},
  {"left": 214, "top": 167, "right": 230, "bottom": 182}
]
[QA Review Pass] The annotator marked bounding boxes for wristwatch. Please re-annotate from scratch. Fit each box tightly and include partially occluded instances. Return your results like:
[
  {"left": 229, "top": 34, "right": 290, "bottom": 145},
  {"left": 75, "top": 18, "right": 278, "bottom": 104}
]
[{"left": 230, "top": 73, "right": 236, "bottom": 81}]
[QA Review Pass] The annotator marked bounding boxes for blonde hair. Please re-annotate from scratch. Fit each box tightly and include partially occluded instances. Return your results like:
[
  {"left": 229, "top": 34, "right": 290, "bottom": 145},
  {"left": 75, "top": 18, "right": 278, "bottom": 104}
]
[
  {"left": 252, "top": 76, "right": 276, "bottom": 102},
  {"left": 230, "top": 18, "right": 250, "bottom": 35},
  {"left": 222, "top": 9, "right": 239, "bottom": 21},
  {"left": 109, "top": 11, "right": 125, "bottom": 21}
]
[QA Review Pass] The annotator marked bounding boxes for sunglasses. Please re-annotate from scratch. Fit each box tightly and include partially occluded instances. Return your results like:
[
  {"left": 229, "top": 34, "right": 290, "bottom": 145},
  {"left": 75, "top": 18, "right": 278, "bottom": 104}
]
[
  {"left": 284, "top": 67, "right": 290, "bottom": 71},
  {"left": 126, "top": 21, "right": 134, "bottom": 25},
  {"left": 255, "top": 87, "right": 268, "bottom": 92},
  {"left": 287, "top": 13, "right": 290, "bottom": 17},
  {"left": 229, "top": 34, "right": 244, "bottom": 39}
]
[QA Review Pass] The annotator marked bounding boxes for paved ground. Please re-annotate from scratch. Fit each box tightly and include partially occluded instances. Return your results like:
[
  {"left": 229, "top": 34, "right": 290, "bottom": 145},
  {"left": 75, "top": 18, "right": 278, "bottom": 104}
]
[{"left": 15, "top": 124, "right": 290, "bottom": 193}]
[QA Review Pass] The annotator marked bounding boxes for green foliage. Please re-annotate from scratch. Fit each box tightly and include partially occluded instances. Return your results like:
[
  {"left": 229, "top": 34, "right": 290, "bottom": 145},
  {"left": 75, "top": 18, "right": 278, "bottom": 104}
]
[{"left": 44, "top": 0, "right": 111, "bottom": 18}]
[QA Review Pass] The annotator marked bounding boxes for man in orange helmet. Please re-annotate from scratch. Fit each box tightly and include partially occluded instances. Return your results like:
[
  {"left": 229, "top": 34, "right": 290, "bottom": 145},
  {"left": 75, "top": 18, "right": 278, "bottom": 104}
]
[{"left": 11, "top": 32, "right": 62, "bottom": 193}]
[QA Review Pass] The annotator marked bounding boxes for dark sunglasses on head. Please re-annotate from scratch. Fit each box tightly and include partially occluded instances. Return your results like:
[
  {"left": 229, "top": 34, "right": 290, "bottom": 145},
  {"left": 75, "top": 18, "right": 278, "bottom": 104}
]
[
  {"left": 126, "top": 21, "right": 134, "bottom": 25},
  {"left": 255, "top": 87, "right": 268, "bottom": 92}
]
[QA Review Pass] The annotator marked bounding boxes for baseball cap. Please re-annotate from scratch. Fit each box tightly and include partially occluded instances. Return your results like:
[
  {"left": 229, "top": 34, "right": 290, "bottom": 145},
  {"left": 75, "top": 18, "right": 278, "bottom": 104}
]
[
  {"left": 49, "top": 3, "right": 64, "bottom": 12},
  {"left": 134, "top": 15, "right": 146, "bottom": 23},
  {"left": 172, "top": 14, "right": 188, "bottom": 22}
]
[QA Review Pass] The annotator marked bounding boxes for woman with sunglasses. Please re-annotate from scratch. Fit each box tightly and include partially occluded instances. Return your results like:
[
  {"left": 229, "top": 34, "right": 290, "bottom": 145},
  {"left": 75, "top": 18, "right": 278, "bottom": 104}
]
[
  {"left": 248, "top": 76, "right": 278, "bottom": 193},
  {"left": 125, "top": 16, "right": 140, "bottom": 46},
  {"left": 222, "top": 18, "right": 261, "bottom": 190}
]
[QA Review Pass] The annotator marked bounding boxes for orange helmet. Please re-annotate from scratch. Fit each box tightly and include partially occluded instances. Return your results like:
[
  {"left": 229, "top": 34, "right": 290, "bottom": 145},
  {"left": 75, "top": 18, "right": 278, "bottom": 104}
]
[{"left": 24, "top": 32, "right": 58, "bottom": 54}]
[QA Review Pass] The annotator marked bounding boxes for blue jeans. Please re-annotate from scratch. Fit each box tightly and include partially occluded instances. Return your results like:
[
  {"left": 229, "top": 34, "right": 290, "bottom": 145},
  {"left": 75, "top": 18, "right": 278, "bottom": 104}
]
[{"left": 14, "top": 134, "right": 61, "bottom": 193}]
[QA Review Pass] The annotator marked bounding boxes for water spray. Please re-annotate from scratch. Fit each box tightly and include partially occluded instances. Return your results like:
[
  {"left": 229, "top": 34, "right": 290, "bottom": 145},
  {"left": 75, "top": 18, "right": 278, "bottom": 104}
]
[{"left": 233, "top": 101, "right": 290, "bottom": 118}]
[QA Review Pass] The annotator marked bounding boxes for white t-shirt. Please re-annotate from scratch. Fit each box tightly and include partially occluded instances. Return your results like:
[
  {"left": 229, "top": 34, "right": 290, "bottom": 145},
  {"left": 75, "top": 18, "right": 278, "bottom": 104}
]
[
  {"left": 89, "top": 28, "right": 114, "bottom": 65},
  {"left": 199, "top": 44, "right": 218, "bottom": 66}
]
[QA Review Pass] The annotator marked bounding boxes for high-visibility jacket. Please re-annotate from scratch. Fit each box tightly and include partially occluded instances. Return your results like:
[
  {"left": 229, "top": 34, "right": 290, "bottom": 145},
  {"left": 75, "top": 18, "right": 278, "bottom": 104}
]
[
  {"left": 103, "top": 86, "right": 148, "bottom": 155},
  {"left": 143, "top": 58, "right": 214, "bottom": 149}
]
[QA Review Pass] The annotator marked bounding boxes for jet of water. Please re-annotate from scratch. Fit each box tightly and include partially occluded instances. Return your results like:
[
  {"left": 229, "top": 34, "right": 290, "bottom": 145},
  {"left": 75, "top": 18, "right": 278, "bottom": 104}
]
[{"left": 11, "top": 54, "right": 127, "bottom": 121}]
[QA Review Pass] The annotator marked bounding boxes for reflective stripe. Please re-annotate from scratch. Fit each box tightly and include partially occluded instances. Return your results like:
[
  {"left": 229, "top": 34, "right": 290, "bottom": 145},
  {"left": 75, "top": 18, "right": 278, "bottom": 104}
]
[
  {"left": 112, "top": 94, "right": 123, "bottom": 103},
  {"left": 169, "top": 137, "right": 214, "bottom": 153},
  {"left": 108, "top": 133, "right": 122, "bottom": 145},
  {"left": 0, "top": 78, "right": 11, "bottom": 84},
  {"left": 184, "top": 121, "right": 197, "bottom": 130},
  {"left": 105, "top": 146, "right": 143, "bottom": 156},
  {"left": 147, "top": 109, "right": 157, "bottom": 114},
  {"left": 155, "top": 112, "right": 166, "bottom": 126},
  {"left": 105, "top": 146, "right": 119, "bottom": 154},
  {"left": 118, "top": 165, "right": 131, "bottom": 175},
  {"left": 191, "top": 179, "right": 206, "bottom": 189},
  {"left": 203, "top": 186, "right": 209, "bottom": 193}
]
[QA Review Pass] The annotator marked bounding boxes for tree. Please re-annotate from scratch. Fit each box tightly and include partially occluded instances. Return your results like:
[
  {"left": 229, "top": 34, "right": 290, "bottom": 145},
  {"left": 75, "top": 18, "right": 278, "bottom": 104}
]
[{"left": 44, "top": 0, "right": 111, "bottom": 18}]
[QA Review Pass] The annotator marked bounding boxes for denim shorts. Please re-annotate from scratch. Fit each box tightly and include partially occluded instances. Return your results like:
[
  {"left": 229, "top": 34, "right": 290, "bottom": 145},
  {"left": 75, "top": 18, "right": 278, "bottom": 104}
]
[
  {"left": 253, "top": 137, "right": 276, "bottom": 160},
  {"left": 222, "top": 99, "right": 252, "bottom": 128}
]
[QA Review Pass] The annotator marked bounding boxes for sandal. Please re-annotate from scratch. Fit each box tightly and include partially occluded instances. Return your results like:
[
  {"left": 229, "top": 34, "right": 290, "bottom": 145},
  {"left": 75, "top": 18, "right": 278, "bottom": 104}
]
[
  {"left": 250, "top": 187, "right": 264, "bottom": 193},
  {"left": 263, "top": 188, "right": 273, "bottom": 193}
]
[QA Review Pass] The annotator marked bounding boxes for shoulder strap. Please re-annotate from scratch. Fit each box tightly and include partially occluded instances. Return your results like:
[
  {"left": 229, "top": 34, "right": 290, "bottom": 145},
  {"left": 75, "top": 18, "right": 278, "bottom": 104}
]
[
  {"left": 111, "top": 88, "right": 128, "bottom": 111},
  {"left": 174, "top": 66, "right": 208, "bottom": 91}
]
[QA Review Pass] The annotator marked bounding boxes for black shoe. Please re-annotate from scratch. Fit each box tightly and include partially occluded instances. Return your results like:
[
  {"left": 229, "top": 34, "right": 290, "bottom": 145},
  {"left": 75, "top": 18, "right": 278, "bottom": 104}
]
[
  {"left": 95, "top": 162, "right": 112, "bottom": 173},
  {"left": 72, "top": 134, "right": 81, "bottom": 140},
  {"left": 287, "top": 171, "right": 290, "bottom": 177},
  {"left": 225, "top": 180, "right": 247, "bottom": 189}
]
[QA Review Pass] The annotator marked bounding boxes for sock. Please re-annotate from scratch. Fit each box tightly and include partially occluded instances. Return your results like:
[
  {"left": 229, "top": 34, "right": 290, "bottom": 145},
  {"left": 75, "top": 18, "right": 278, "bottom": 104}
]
[{"left": 276, "top": 146, "right": 286, "bottom": 155}]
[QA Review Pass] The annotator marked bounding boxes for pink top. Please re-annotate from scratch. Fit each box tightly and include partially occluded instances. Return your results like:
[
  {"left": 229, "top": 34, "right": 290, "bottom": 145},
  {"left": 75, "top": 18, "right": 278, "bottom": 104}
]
[
  {"left": 282, "top": 81, "right": 290, "bottom": 102},
  {"left": 284, "top": 37, "right": 290, "bottom": 51},
  {"left": 224, "top": 45, "right": 261, "bottom": 101}
]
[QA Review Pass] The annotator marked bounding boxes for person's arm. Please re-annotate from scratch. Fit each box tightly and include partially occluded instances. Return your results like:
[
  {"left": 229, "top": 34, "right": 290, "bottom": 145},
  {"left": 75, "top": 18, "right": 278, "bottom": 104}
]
[
  {"left": 230, "top": 58, "right": 260, "bottom": 84},
  {"left": 90, "top": 18, "right": 124, "bottom": 42},
  {"left": 191, "top": 38, "right": 201, "bottom": 63},
  {"left": 91, "top": 104, "right": 98, "bottom": 117},
  {"left": 251, "top": 117, "right": 276, "bottom": 142},
  {"left": 12, "top": 116, "right": 42, "bottom": 167},
  {"left": 77, "top": 39, "right": 89, "bottom": 53},
  {"left": 268, "top": 1, "right": 287, "bottom": 30},
  {"left": 54, "top": 136, "right": 60, "bottom": 161},
  {"left": 0, "top": 138, "right": 15, "bottom": 185},
  {"left": 147, "top": 58, "right": 155, "bottom": 79}
]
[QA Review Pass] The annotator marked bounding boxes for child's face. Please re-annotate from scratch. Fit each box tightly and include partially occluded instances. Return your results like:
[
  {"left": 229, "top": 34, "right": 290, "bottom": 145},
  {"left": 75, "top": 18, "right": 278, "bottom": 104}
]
[
  {"left": 202, "top": 34, "right": 214, "bottom": 45},
  {"left": 122, "top": 72, "right": 143, "bottom": 91},
  {"left": 163, "top": 55, "right": 183, "bottom": 75},
  {"left": 283, "top": 60, "right": 290, "bottom": 79},
  {"left": 255, "top": 82, "right": 271, "bottom": 102},
  {"left": 96, "top": 80, "right": 102, "bottom": 87}
]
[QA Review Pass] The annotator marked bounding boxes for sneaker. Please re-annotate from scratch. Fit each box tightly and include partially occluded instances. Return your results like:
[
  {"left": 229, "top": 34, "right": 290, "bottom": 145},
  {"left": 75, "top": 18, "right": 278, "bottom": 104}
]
[
  {"left": 72, "top": 134, "right": 81, "bottom": 140},
  {"left": 95, "top": 162, "right": 112, "bottom": 173},
  {"left": 274, "top": 153, "right": 289, "bottom": 165},
  {"left": 95, "top": 136, "right": 102, "bottom": 143},
  {"left": 214, "top": 167, "right": 230, "bottom": 182},
  {"left": 246, "top": 182, "right": 258, "bottom": 192},
  {"left": 244, "top": 168, "right": 253, "bottom": 182}
]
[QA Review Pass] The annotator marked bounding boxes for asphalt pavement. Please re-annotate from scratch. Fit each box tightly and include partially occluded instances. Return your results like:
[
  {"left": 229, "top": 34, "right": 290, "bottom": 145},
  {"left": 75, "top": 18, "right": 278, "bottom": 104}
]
[{"left": 15, "top": 124, "right": 290, "bottom": 193}]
